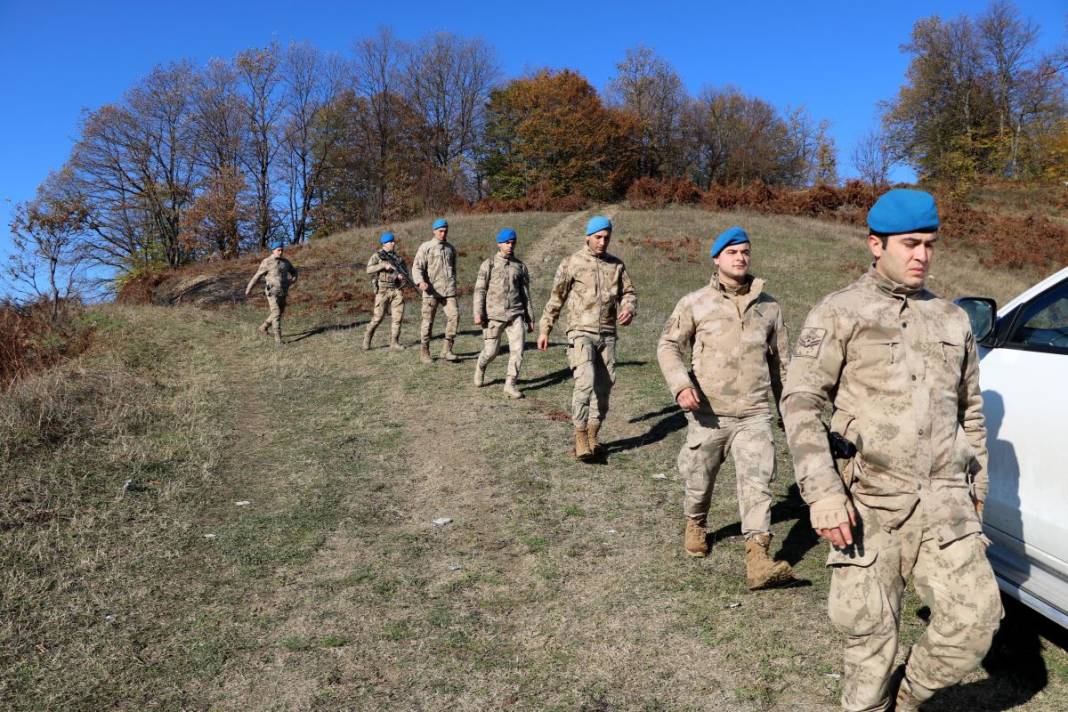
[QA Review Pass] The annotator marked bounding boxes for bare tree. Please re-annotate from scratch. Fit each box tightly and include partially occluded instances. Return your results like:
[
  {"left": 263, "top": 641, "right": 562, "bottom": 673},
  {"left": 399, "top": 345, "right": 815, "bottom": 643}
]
[
  {"left": 236, "top": 43, "right": 285, "bottom": 248},
  {"left": 607, "top": 45, "right": 686, "bottom": 178},
  {"left": 851, "top": 129, "right": 894, "bottom": 191},
  {"left": 7, "top": 170, "right": 89, "bottom": 318}
]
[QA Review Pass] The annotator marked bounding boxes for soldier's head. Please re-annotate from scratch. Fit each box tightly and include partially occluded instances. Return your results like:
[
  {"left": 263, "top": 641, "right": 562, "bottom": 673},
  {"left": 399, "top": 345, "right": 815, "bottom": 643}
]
[
  {"left": 585, "top": 216, "right": 612, "bottom": 255},
  {"left": 711, "top": 226, "right": 751, "bottom": 281},
  {"left": 271, "top": 241, "right": 284, "bottom": 258},
  {"left": 380, "top": 232, "right": 396, "bottom": 252},
  {"left": 496, "top": 228, "right": 517, "bottom": 257},
  {"left": 432, "top": 218, "right": 448, "bottom": 241},
  {"left": 866, "top": 189, "right": 939, "bottom": 289}
]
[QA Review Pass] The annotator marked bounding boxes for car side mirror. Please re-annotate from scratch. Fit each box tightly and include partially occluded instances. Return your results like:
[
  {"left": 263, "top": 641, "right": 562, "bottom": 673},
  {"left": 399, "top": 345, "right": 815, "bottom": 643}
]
[{"left": 955, "top": 297, "right": 998, "bottom": 344}]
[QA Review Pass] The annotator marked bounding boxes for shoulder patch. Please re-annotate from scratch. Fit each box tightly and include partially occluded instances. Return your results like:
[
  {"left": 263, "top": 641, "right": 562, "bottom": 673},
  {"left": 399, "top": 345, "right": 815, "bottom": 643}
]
[{"left": 794, "top": 327, "right": 826, "bottom": 358}]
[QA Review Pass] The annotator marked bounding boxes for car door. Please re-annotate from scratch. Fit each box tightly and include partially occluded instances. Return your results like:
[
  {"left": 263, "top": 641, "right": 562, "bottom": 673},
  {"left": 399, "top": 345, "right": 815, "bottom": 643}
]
[{"left": 978, "top": 271, "right": 1068, "bottom": 625}]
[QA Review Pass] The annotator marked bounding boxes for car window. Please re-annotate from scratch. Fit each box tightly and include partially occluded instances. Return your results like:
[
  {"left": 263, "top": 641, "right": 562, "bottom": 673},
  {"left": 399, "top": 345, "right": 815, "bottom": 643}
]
[{"left": 1003, "top": 278, "right": 1068, "bottom": 351}]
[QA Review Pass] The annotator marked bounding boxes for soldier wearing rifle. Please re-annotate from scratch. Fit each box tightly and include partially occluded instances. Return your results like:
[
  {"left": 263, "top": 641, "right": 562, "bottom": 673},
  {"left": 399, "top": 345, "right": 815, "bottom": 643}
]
[
  {"left": 657, "top": 226, "right": 795, "bottom": 590},
  {"left": 412, "top": 217, "right": 459, "bottom": 364},
  {"left": 782, "top": 189, "right": 1001, "bottom": 711},
  {"left": 245, "top": 241, "right": 299, "bottom": 346},
  {"left": 537, "top": 215, "right": 637, "bottom": 461},
  {"left": 363, "top": 231, "right": 411, "bottom": 351},
  {"left": 473, "top": 228, "right": 534, "bottom": 399}
]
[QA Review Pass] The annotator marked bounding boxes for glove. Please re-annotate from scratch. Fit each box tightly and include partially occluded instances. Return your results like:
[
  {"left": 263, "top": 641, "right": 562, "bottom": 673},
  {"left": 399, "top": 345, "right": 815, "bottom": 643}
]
[{"left": 809, "top": 494, "right": 855, "bottom": 530}]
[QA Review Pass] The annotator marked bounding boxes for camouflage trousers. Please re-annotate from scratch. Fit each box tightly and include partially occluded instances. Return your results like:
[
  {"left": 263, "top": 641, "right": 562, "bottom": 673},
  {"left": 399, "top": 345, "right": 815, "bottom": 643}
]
[
  {"left": 679, "top": 411, "right": 776, "bottom": 536},
  {"left": 478, "top": 315, "right": 526, "bottom": 381},
  {"left": 261, "top": 290, "right": 287, "bottom": 334},
  {"left": 829, "top": 496, "right": 1002, "bottom": 711},
  {"left": 420, "top": 294, "right": 458, "bottom": 344},
  {"left": 566, "top": 332, "right": 616, "bottom": 427},
  {"left": 369, "top": 288, "right": 405, "bottom": 333}
]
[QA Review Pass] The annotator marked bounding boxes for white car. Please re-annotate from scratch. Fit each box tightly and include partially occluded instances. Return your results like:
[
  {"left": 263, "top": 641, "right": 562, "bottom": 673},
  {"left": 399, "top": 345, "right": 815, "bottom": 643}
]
[{"left": 957, "top": 265, "right": 1068, "bottom": 628}]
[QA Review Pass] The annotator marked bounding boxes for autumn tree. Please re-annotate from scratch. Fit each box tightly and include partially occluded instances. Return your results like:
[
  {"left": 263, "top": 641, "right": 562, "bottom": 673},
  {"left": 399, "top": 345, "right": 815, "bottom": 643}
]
[
  {"left": 852, "top": 129, "right": 894, "bottom": 191},
  {"left": 480, "top": 69, "right": 638, "bottom": 201},
  {"left": 236, "top": 43, "right": 286, "bottom": 248}
]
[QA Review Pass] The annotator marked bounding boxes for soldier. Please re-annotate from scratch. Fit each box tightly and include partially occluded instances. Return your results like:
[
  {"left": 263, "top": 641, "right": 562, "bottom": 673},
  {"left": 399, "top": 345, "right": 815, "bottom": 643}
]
[
  {"left": 363, "top": 232, "right": 409, "bottom": 351},
  {"left": 412, "top": 217, "right": 459, "bottom": 364},
  {"left": 473, "top": 228, "right": 534, "bottom": 399},
  {"left": 537, "top": 215, "right": 637, "bottom": 461},
  {"left": 781, "top": 189, "right": 1001, "bottom": 711},
  {"left": 245, "top": 241, "right": 298, "bottom": 346},
  {"left": 657, "top": 226, "right": 795, "bottom": 590}
]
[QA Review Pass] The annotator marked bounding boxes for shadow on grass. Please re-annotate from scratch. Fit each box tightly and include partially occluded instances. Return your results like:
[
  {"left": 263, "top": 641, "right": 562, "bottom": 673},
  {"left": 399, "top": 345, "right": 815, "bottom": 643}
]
[
  {"left": 602, "top": 408, "right": 686, "bottom": 454},
  {"left": 921, "top": 597, "right": 1065, "bottom": 711},
  {"left": 521, "top": 367, "right": 572, "bottom": 392},
  {"left": 284, "top": 320, "right": 364, "bottom": 344}
]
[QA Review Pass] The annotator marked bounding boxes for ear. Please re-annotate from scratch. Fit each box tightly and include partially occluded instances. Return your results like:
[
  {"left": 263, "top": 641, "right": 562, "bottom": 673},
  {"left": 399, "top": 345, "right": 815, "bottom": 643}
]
[{"left": 867, "top": 234, "right": 883, "bottom": 260}]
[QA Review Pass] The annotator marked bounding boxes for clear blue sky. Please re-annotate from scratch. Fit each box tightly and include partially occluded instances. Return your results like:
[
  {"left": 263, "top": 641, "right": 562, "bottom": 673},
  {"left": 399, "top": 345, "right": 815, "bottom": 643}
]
[{"left": 1, "top": 0, "right": 1065, "bottom": 280}]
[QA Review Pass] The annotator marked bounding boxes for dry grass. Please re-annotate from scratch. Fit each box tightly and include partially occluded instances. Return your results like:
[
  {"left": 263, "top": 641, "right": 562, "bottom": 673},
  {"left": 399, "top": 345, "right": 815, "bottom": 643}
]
[{"left": 2, "top": 208, "right": 1065, "bottom": 711}]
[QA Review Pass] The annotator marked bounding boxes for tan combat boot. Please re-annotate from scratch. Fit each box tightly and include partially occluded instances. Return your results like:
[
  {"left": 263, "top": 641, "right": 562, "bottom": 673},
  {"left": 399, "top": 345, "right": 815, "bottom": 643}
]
[
  {"left": 442, "top": 337, "right": 458, "bottom": 362},
  {"left": 362, "top": 326, "right": 375, "bottom": 350},
  {"left": 893, "top": 674, "right": 928, "bottom": 712},
  {"left": 574, "top": 427, "right": 593, "bottom": 461},
  {"left": 420, "top": 342, "right": 433, "bottom": 364},
  {"left": 586, "top": 420, "right": 602, "bottom": 456},
  {"left": 684, "top": 517, "right": 709, "bottom": 557},
  {"left": 474, "top": 360, "right": 486, "bottom": 387},
  {"left": 744, "top": 533, "right": 795, "bottom": 590},
  {"left": 272, "top": 324, "right": 283, "bottom": 346},
  {"left": 503, "top": 378, "right": 523, "bottom": 399},
  {"left": 389, "top": 327, "right": 405, "bottom": 351}
]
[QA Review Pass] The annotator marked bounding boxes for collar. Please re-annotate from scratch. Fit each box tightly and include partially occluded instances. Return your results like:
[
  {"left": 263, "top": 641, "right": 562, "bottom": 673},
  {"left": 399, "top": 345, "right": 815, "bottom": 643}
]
[{"left": 864, "top": 265, "right": 922, "bottom": 299}]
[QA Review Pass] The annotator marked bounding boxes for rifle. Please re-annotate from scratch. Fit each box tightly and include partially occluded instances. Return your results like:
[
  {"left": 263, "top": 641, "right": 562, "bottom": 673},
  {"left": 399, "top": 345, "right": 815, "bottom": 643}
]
[{"left": 377, "top": 250, "right": 416, "bottom": 290}]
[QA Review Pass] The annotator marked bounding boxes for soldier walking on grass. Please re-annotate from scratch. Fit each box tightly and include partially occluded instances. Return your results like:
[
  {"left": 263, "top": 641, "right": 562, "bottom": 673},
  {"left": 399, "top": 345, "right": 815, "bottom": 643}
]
[
  {"left": 245, "top": 241, "right": 298, "bottom": 346},
  {"left": 363, "top": 232, "right": 409, "bottom": 351},
  {"left": 781, "top": 189, "right": 1001, "bottom": 711},
  {"left": 537, "top": 216, "right": 637, "bottom": 462},
  {"left": 473, "top": 228, "right": 534, "bottom": 399},
  {"left": 412, "top": 218, "right": 459, "bottom": 364},
  {"left": 657, "top": 226, "right": 795, "bottom": 590}
]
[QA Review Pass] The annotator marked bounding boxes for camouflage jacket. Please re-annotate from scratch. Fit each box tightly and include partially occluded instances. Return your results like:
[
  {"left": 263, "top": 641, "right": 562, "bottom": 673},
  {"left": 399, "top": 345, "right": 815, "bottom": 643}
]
[
  {"left": 411, "top": 239, "right": 457, "bottom": 297},
  {"left": 657, "top": 275, "right": 789, "bottom": 418},
  {"left": 473, "top": 253, "right": 533, "bottom": 324},
  {"left": 781, "top": 268, "right": 988, "bottom": 532},
  {"left": 367, "top": 250, "right": 409, "bottom": 291},
  {"left": 246, "top": 256, "right": 298, "bottom": 296},
  {"left": 538, "top": 246, "right": 637, "bottom": 337}
]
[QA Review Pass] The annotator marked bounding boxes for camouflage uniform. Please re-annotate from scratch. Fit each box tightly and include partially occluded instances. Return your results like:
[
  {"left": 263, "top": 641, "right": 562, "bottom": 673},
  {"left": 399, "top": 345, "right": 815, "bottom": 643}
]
[
  {"left": 781, "top": 267, "right": 1001, "bottom": 711},
  {"left": 657, "top": 275, "right": 789, "bottom": 536},
  {"left": 474, "top": 253, "right": 534, "bottom": 387},
  {"left": 411, "top": 238, "right": 459, "bottom": 352},
  {"left": 246, "top": 254, "right": 298, "bottom": 343},
  {"left": 365, "top": 250, "right": 408, "bottom": 348},
  {"left": 539, "top": 245, "right": 637, "bottom": 428}
]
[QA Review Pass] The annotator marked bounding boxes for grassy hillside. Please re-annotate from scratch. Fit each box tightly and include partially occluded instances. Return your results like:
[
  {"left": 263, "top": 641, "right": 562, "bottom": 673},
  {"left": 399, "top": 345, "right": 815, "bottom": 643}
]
[{"left": 2, "top": 207, "right": 1065, "bottom": 711}]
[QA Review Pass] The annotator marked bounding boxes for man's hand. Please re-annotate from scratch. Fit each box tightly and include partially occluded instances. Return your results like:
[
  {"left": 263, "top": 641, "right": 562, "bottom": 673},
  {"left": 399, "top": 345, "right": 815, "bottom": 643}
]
[
  {"left": 675, "top": 387, "right": 701, "bottom": 412},
  {"left": 419, "top": 281, "right": 429, "bottom": 293},
  {"left": 975, "top": 499, "right": 984, "bottom": 518},
  {"left": 537, "top": 334, "right": 549, "bottom": 351},
  {"left": 618, "top": 310, "right": 634, "bottom": 326},
  {"left": 244, "top": 289, "right": 251, "bottom": 298},
  {"left": 527, "top": 322, "right": 534, "bottom": 333},
  {"left": 474, "top": 315, "right": 484, "bottom": 327},
  {"left": 810, "top": 497, "right": 857, "bottom": 550}
]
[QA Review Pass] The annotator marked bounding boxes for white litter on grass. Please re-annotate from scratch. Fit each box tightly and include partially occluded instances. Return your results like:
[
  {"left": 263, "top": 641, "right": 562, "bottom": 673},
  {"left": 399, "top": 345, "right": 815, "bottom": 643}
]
[
  {"left": 204, "top": 533, "right": 217, "bottom": 540},
  {"left": 104, "top": 614, "right": 116, "bottom": 624},
  {"left": 651, "top": 473, "right": 668, "bottom": 480},
  {"left": 824, "top": 673, "right": 841, "bottom": 680},
  {"left": 726, "top": 602, "right": 742, "bottom": 609},
  {"left": 605, "top": 529, "right": 618, "bottom": 535},
  {"left": 447, "top": 563, "right": 463, "bottom": 571},
  {"left": 432, "top": 517, "right": 453, "bottom": 526},
  {"left": 235, "top": 500, "right": 251, "bottom": 506}
]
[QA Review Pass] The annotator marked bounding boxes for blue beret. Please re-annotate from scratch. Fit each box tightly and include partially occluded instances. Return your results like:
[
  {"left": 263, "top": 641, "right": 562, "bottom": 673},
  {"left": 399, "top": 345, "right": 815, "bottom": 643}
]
[
  {"left": 432, "top": 218, "right": 448, "bottom": 230},
  {"left": 586, "top": 215, "right": 612, "bottom": 235},
  {"left": 379, "top": 232, "right": 395, "bottom": 245},
  {"left": 867, "top": 189, "right": 939, "bottom": 235},
  {"left": 710, "top": 226, "right": 750, "bottom": 258},
  {"left": 496, "top": 228, "right": 517, "bottom": 243},
  {"left": 271, "top": 240, "right": 285, "bottom": 250}
]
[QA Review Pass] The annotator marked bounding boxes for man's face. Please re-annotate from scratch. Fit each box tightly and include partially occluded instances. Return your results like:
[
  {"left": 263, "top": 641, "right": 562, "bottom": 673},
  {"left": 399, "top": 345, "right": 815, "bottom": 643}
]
[
  {"left": 714, "top": 243, "right": 751, "bottom": 281},
  {"left": 383, "top": 240, "right": 396, "bottom": 252},
  {"left": 272, "top": 247, "right": 283, "bottom": 258},
  {"left": 434, "top": 227, "right": 448, "bottom": 241},
  {"left": 869, "top": 231, "right": 937, "bottom": 289},
  {"left": 586, "top": 230, "right": 611, "bottom": 255},
  {"left": 498, "top": 239, "right": 515, "bottom": 257}
]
